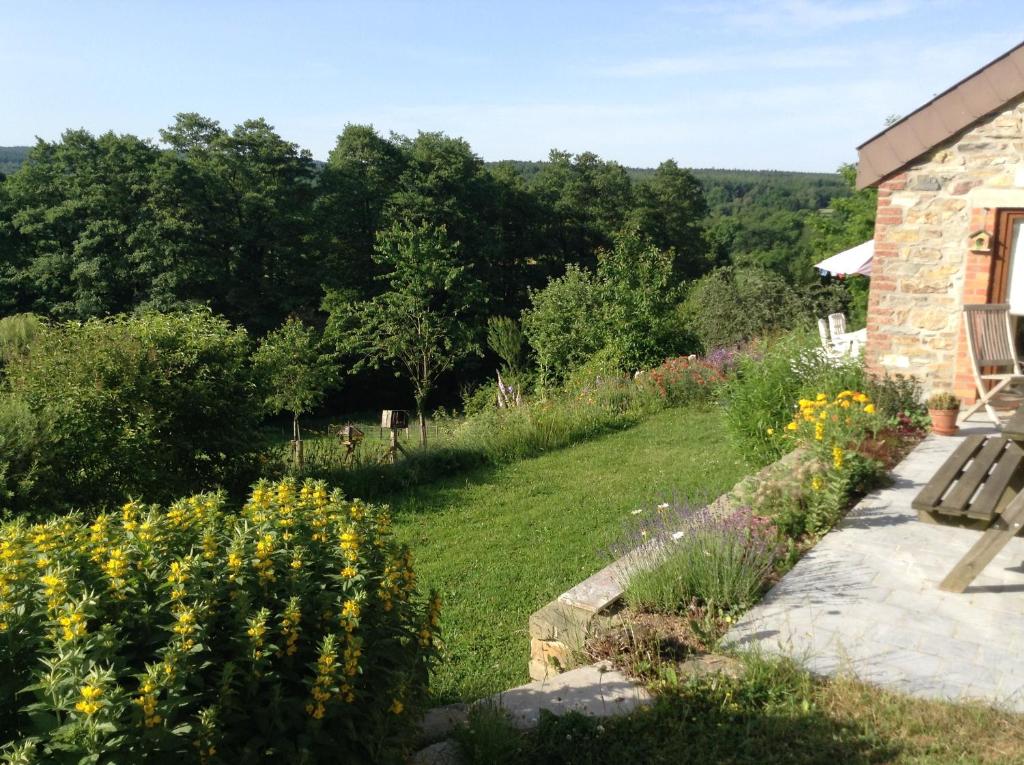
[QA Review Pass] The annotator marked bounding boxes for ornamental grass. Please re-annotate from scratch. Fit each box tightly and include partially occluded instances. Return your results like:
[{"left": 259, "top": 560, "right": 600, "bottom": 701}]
[{"left": 0, "top": 479, "right": 437, "bottom": 764}]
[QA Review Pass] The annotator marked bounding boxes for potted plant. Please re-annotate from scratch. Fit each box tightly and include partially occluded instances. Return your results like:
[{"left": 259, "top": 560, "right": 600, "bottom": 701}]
[{"left": 926, "top": 392, "right": 960, "bottom": 436}]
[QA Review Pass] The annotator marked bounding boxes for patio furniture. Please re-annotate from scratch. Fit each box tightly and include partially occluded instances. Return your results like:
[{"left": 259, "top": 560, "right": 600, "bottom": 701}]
[
  {"left": 913, "top": 426, "right": 1024, "bottom": 592},
  {"left": 961, "top": 303, "right": 1024, "bottom": 425},
  {"left": 817, "top": 312, "right": 867, "bottom": 361}
]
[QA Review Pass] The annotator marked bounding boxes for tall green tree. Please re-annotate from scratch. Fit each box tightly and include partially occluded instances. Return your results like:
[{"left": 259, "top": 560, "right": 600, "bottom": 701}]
[
  {"left": 327, "top": 222, "right": 480, "bottom": 446},
  {"left": 2, "top": 130, "right": 164, "bottom": 318},
  {"left": 156, "top": 113, "right": 320, "bottom": 332},
  {"left": 631, "top": 160, "right": 713, "bottom": 280},
  {"left": 317, "top": 124, "right": 407, "bottom": 295}
]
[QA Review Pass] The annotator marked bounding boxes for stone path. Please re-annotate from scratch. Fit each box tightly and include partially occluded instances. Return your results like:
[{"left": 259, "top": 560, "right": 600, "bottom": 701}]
[{"left": 726, "top": 422, "right": 1024, "bottom": 710}]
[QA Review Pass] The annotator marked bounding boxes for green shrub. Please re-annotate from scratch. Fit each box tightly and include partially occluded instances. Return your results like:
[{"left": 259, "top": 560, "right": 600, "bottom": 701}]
[
  {"left": 2, "top": 311, "right": 261, "bottom": 514},
  {"left": 639, "top": 348, "right": 737, "bottom": 407},
  {"left": 865, "top": 373, "right": 926, "bottom": 419},
  {"left": 720, "top": 330, "right": 868, "bottom": 467},
  {"left": 623, "top": 506, "right": 781, "bottom": 616},
  {"left": 0, "top": 478, "right": 438, "bottom": 764},
  {"left": 680, "top": 267, "right": 805, "bottom": 351}
]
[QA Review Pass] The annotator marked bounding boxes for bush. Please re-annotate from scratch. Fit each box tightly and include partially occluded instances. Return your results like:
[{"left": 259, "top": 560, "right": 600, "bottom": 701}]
[
  {"left": 749, "top": 390, "right": 886, "bottom": 537},
  {"left": 0, "top": 478, "right": 438, "bottom": 764},
  {"left": 865, "top": 373, "right": 926, "bottom": 420},
  {"left": 622, "top": 505, "right": 781, "bottom": 616},
  {"left": 2, "top": 311, "right": 261, "bottom": 514},
  {"left": 680, "top": 267, "right": 805, "bottom": 351},
  {"left": 720, "top": 330, "right": 868, "bottom": 467},
  {"left": 640, "top": 349, "right": 737, "bottom": 406}
]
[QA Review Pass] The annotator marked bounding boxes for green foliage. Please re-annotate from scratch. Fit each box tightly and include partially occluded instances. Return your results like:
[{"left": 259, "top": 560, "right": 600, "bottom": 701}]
[
  {"left": 720, "top": 331, "right": 868, "bottom": 467},
  {"left": 486, "top": 316, "right": 527, "bottom": 379},
  {"left": 0, "top": 314, "right": 41, "bottom": 365},
  {"left": 523, "top": 231, "right": 690, "bottom": 381},
  {"left": 521, "top": 265, "right": 606, "bottom": 380},
  {"left": 926, "top": 391, "right": 960, "bottom": 410},
  {"left": 329, "top": 221, "right": 481, "bottom": 443},
  {"left": 1, "top": 311, "right": 260, "bottom": 513},
  {"left": 252, "top": 318, "right": 335, "bottom": 460},
  {"left": 866, "top": 373, "right": 925, "bottom": 418},
  {"left": 624, "top": 507, "right": 780, "bottom": 616},
  {"left": 0, "top": 479, "right": 438, "bottom": 763},
  {"left": 681, "top": 266, "right": 805, "bottom": 351}
]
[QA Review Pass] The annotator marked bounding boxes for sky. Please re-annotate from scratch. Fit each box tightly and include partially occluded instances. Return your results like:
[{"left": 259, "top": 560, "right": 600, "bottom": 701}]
[{"left": 3, "top": 1, "right": 1023, "bottom": 172}]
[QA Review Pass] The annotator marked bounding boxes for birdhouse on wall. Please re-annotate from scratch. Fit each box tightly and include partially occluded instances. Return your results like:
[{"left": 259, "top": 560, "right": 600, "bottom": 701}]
[{"left": 970, "top": 229, "right": 992, "bottom": 253}]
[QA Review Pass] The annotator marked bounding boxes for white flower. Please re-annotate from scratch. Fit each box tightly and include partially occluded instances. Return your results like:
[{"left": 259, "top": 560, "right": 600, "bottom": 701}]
[
  {"left": 671, "top": 531, "right": 685, "bottom": 541},
  {"left": 657, "top": 502, "right": 670, "bottom": 510},
  {"left": 630, "top": 508, "right": 643, "bottom": 515}
]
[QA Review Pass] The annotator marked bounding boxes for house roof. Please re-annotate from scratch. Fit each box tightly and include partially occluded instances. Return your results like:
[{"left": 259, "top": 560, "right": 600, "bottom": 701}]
[{"left": 856, "top": 41, "right": 1024, "bottom": 189}]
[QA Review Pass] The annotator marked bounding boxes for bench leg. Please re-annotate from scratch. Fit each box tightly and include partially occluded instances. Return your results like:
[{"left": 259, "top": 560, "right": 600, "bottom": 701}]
[{"left": 939, "top": 494, "right": 1024, "bottom": 593}]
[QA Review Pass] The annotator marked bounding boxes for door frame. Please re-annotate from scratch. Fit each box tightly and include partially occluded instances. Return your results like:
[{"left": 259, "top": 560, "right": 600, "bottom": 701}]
[{"left": 988, "top": 209, "right": 1024, "bottom": 302}]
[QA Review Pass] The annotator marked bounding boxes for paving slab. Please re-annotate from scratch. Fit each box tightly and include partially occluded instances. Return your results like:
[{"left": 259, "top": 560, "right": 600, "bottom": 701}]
[
  {"left": 492, "top": 661, "right": 652, "bottom": 728},
  {"left": 726, "top": 422, "right": 1024, "bottom": 711}
]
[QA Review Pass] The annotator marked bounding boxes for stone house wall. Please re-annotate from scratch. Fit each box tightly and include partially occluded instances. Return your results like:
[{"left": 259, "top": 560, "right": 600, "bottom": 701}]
[{"left": 865, "top": 93, "right": 1024, "bottom": 401}]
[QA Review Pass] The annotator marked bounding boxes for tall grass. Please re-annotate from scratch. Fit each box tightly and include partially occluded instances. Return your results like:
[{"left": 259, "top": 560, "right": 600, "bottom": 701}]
[{"left": 294, "top": 375, "right": 666, "bottom": 499}]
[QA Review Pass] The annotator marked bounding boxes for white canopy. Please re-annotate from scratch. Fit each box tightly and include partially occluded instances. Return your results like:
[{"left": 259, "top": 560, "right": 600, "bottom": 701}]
[{"left": 815, "top": 239, "right": 873, "bottom": 277}]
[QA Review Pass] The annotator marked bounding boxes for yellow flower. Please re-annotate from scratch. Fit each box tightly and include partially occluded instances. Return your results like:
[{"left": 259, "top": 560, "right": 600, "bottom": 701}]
[
  {"left": 341, "top": 599, "right": 360, "bottom": 619},
  {"left": 811, "top": 476, "right": 823, "bottom": 491},
  {"left": 832, "top": 446, "right": 844, "bottom": 469},
  {"left": 766, "top": 428, "right": 774, "bottom": 436},
  {"left": 814, "top": 422, "right": 824, "bottom": 441},
  {"left": 786, "top": 421, "right": 798, "bottom": 431},
  {"left": 864, "top": 403, "right": 876, "bottom": 414},
  {"left": 389, "top": 699, "right": 404, "bottom": 715},
  {"left": 341, "top": 566, "right": 358, "bottom": 579}
]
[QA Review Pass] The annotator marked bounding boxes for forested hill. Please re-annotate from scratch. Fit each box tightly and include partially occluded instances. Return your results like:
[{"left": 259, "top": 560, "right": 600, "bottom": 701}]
[
  {"left": 1, "top": 144, "right": 843, "bottom": 213},
  {"left": 0, "top": 146, "right": 31, "bottom": 176},
  {"left": 487, "top": 160, "right": 847, "bottom": 214}
]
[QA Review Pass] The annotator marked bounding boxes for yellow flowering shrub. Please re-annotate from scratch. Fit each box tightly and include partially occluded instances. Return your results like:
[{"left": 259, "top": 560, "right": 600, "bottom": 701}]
[
  {"left": 754, "top": 391, "right": 885, "bottom": 537},
  {"left": 0, "top": 479, "right": 439, "bottom": 764}
]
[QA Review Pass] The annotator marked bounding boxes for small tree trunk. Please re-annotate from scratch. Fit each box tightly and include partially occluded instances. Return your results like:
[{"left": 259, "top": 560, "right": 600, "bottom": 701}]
[
  {"left": 293, "top": 411, "right": 304, "bottom": 470},
  {"left": 415, "top": 395, "right": 427, "bottom": 449}
]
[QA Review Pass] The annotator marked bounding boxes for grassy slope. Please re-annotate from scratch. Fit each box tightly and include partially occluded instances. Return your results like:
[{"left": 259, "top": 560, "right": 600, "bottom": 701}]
[{"left": 384, "top": 407, "right": 745, "bottom": 703}]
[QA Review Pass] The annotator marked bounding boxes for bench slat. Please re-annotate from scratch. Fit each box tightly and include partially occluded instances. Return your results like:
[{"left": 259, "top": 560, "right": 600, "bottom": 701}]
[
  {"left": 940, "top": 436, "right": 1010, "bottom": 515},
  {"left": 912, "top": 435, "right": 986, "bottom": 512},
  {"left": 969, "top": 440, "right": 1024, "bottom": 521}
]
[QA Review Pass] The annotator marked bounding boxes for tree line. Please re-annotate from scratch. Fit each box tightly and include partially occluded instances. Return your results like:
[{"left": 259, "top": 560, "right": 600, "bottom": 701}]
[{"left": 0, "top": 114, "right": 873, "bottom": 419}]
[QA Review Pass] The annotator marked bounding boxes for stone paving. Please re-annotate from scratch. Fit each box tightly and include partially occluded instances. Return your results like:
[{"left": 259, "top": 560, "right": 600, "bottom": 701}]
[{"left": 726, "top": 422, "right": 1024, "bottom": 711}]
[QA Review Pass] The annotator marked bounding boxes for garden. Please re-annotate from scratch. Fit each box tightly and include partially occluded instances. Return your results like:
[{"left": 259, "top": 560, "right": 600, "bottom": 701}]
[
  {"left": 0, "top": 305, "right": 948, "bottom": 763},
  {"left": 1, "top": 124, "right": 1004, "bottom": 763}
]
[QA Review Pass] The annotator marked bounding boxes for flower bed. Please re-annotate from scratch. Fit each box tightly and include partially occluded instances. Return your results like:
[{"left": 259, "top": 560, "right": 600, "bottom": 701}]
[{"left": 0, "top": 479, "right": 438, "bottom": 763}]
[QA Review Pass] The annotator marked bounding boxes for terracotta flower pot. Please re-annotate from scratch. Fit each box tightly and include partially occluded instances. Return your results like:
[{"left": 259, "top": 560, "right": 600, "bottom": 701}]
[{"left": 928, "top": 407, "right": 959, "bottom": 436}]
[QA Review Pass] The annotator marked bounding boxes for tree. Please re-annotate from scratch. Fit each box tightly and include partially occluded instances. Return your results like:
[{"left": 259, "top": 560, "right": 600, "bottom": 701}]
[
  {"left": 631, "top": 160, "right": 713, "bottom": 280},
  {"left": 807, "top": 163, "right": 877, "bottom": 327},
  {"left": 327, "top": 222, "right": 480, "bottom": 447},
  {"left": 252, "top": 317, "right": 335, "bottom": 469},
  {"left": 522, "top": 230, "right": 689, "bottom": 381}
]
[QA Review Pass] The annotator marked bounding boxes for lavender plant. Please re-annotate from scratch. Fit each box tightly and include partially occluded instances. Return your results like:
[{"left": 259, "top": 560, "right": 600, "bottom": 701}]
[{"left": 621, "top": 503, "right": 781, "bottom": 616}]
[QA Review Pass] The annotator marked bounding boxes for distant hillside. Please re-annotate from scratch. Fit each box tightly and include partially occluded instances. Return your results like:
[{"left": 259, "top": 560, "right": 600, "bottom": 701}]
[
  {"left": 487, "top": 160, "right": 848, "bottom": 216},
  {"left": 0, "top": 146, "right": 31, "bottom": 176}
]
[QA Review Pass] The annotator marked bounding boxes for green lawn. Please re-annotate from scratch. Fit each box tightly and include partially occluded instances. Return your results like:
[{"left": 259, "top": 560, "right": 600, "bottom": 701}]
[{"left": 383, "top": 406, "right": 746, "bottom": 703}]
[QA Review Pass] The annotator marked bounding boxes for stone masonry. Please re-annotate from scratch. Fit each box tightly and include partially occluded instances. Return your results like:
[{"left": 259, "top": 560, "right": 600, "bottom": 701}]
[{"left": 865, "top": 92, "right": 1024, "bottom": 401}]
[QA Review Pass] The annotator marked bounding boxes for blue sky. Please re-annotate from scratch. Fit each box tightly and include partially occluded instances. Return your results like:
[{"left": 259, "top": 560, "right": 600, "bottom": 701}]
[{"left": 3, "top": 1, "right": 1023, "bottom": 171}]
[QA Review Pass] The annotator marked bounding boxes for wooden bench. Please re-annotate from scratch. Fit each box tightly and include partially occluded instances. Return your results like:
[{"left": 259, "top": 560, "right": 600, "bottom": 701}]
[{"left": 912, "top": 434, "right": 1024, "bottom": 592}]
